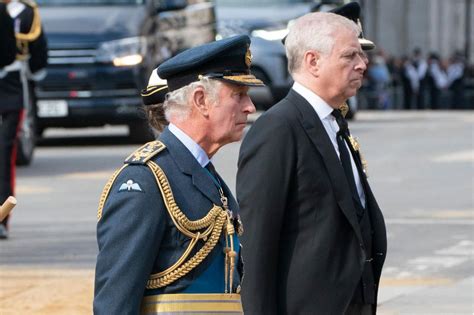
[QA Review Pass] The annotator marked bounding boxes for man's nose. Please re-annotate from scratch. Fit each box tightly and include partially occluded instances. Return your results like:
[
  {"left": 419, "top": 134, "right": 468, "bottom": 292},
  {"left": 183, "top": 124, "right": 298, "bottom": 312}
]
[
  {"left": 244, "top": 96, "right": 256, "bottom": 114},
  {"left": 356, "top": 54, "right": 368, "bottom": 72}
]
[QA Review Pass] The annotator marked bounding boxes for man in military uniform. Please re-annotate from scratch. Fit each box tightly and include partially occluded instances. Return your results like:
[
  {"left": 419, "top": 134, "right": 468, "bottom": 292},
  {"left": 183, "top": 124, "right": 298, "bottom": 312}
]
[
  {"left": 0, "top": 0, "right": 48, "bottom": 239},
  {"left": 93, "top": 35, "right": 263, "bottom": 314}
]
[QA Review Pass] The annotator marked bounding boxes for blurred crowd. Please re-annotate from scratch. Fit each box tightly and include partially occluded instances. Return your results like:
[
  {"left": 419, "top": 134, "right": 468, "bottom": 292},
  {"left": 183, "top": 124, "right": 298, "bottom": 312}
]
[{"left": 360, "top": 48, "right": 470, "bottom": 110}]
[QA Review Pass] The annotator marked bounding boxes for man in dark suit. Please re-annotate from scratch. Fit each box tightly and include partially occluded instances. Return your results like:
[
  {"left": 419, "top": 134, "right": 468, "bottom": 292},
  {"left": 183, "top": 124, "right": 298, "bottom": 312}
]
[
  {"left": 94, "top": 35, "right": 264, "bottom": 314},
  {"left": 237, "top": 11, "right": 387, "bottom": 315}
]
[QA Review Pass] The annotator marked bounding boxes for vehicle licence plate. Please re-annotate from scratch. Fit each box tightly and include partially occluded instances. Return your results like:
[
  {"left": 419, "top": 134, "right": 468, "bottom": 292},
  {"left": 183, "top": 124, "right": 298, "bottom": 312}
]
[{"left": 37, "top": 100, "right": 68, "bottom": 118}]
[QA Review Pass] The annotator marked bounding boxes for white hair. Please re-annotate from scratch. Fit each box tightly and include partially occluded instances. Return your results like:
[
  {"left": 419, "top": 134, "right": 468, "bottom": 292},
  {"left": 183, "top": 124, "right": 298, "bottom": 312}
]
[
  {"left": 285, "top": 12, "right": 360, "bottom": 74},
  {"left": 163, "top": 77, "right": 222, "bottom": 123}
]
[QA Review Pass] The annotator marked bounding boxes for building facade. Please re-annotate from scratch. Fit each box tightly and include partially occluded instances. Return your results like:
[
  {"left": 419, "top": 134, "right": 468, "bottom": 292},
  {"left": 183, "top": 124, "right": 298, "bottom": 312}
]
[{"left": 361, "top": 0, "right": 473, "bottom": 61}]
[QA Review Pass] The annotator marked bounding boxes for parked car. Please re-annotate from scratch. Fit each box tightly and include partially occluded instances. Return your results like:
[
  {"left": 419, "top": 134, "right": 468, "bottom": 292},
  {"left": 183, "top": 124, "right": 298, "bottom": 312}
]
[
  {"left": 215, "top": 0, "right": 357, "bottom": 117},
  {"left": 34, "top": 0, "right": 216, "bottom": 141}
]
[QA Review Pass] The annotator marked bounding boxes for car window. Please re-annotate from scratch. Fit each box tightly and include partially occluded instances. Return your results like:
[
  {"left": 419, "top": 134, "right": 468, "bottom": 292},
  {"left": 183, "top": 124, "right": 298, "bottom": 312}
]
[
  {"left": 216, "top": 0, "right": 312, "bottom": 6},
  {"left": 37, "top": 0, "right": 144, "bottom": 5}
]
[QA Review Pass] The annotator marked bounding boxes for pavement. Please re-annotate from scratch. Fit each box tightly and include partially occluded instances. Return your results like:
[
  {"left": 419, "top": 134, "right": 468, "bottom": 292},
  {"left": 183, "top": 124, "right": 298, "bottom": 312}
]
[
  {"left": 0, "top": 110, "right": 472, "bottom": 314},
  {"left": 0, "top": 268, "right": 94, "bottom": 314}
]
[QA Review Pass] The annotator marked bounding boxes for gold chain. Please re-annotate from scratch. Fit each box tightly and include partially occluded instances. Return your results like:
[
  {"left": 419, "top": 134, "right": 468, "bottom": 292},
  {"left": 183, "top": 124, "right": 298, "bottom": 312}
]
[
  {"left": 145, "top": 160, "right": 228, "bottom": 289},
  {"left": 146, "top": 211, "right": 227, "bottom": 289},
  {"left": 96, "top": 158, "right": 234, "bottom": 290}
]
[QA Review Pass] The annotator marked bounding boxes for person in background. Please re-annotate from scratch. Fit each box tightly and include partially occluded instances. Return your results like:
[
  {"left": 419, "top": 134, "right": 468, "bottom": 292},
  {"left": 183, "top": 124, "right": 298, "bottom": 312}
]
[
  {"left": 367, "top": 51, "right": 391, "bottom": 109},
  {"left": 425, "top": 52, "right": 448, "bottom": 110},
  {"left": 94, "top": 35, "right": 263, "bottom": 314},
  {"left": 0, "top": 0, "right": 47, "bottom": 239},
  {"left": 237, "top": 7, "right": 387, "bottom": 315},
  {"left": 411, "top": 47, "right": 428, "bottom": 109},
  {"left": 447, "top": 51, "right": 466, "bottom": 109}
]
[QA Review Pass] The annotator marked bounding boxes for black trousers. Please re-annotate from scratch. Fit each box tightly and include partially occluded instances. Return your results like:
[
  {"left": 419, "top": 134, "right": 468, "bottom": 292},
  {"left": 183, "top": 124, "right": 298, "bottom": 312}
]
[
  {"left": 0, "top": 110, "right": 21, "bottom": 226},
  {"left": 345, "top": 303, "right": 374, "bottom": 315}
]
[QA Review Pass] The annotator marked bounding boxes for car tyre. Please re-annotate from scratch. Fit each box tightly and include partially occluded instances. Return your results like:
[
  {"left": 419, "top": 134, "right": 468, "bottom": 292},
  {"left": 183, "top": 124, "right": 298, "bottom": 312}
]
[{"left": 16, "top": 105, "right": 36, "bottom": 166}]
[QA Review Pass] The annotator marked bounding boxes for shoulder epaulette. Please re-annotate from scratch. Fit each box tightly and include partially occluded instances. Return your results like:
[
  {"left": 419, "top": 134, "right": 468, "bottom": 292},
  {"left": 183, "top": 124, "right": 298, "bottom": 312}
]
[
  {"left": 19, "top": 0, "right": 38, "bottom": 9},
  {"left": 15, "top": 0, "right": 42, "bottom": 43},
  {"left": 125, "top": 140, "right": 166, "bottom": 164}
]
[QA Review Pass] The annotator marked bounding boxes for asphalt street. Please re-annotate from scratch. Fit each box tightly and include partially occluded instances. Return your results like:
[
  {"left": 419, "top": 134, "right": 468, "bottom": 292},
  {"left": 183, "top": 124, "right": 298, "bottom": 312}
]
[{"left": 0, "top": 110, "right": 473, "bottom": 314}]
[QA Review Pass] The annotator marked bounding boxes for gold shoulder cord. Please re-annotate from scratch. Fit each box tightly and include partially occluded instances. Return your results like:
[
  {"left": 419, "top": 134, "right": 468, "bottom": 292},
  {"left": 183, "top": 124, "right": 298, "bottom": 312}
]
[
  {"left": 146, "top": 160, "right": 236, "bottom": 292},
  {"left": 15, "top": 0, "right": 42, "bottom": 59},
  {"left": 97, "top": 165, "right": 128, "bottom": 221},
  {"left": 96, "top": 140, "right": 237, "bottom": 292}
]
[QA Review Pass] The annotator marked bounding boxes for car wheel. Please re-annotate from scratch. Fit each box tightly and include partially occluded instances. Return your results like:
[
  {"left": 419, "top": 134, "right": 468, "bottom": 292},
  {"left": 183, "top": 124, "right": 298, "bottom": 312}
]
[{"left": 16, "top": 106, "right": 36, "bottom": 166}]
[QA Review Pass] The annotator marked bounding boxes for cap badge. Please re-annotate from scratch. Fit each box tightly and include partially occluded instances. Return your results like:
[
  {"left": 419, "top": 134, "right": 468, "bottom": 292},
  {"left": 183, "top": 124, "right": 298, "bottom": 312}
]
[{"left": 245, "top": 46, "right": 252, "bottom": 68}]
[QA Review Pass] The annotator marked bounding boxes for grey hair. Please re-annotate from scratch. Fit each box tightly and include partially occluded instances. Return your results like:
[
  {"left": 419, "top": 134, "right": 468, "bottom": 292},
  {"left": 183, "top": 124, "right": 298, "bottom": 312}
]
[
  {"left": 145, "top": 77, "right": 221, "bottom": 131},
  {"left": 163, "top": 77, "right": 221, "bottom": 123},
  {"left": 285, "top": 12, "right": 360, "bottom": 74}
]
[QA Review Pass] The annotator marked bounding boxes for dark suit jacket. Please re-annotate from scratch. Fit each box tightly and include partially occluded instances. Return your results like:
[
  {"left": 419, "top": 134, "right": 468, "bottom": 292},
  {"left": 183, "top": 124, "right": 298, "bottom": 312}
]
[
  {"left": 0, "top": 4, "right": 16, "bottom": 68},
  {"left": 0, "top": 1, "right": 48, "bottom": 112},
  {"left": 237, "top": 90, "right": 387, "bottom": 315},
  {"left": 94, "top": 128, "right": 240, "bottom": 314}
]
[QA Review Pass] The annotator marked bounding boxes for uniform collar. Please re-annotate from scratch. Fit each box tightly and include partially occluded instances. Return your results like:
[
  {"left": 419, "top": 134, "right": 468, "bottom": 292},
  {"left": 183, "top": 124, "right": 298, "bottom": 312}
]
[{"left": 168, "top": 123, "right": 210, "bottom": 168}]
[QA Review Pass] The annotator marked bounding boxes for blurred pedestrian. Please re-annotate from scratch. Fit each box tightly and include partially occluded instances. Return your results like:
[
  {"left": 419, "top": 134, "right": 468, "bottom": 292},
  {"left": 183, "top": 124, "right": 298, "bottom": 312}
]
[
  {"left": 94, "top": 35, "right": 263, "bottom": 314},
  {"left": 447, "top": 51, "right": 466, "bottom": 109},
  {"left": 425, "top": 52, "right": 448, "bottom": 110},
  {"left": 237, "top": 5, "right": 386, "bottom": 315},
  {"left": 367, "top": 51, "right": 391, "bottom": 109},
  {"left": 385, "top": 56, "right": 404, "bottom": 109},
  {"left": 0, "top": 0, "right": 47, "bottom": 239},
  {"left": 411, "top": 47, "right": 428, "bottom": 109}
]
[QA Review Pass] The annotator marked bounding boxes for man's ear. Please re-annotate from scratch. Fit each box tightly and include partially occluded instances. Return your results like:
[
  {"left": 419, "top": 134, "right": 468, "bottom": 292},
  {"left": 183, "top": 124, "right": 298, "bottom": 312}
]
[
  {"left": 303, "top": 50, "right": 321, "bottom": 77},
  {"left": 191, "top": 86, "right": 210, "bottom": 117}
]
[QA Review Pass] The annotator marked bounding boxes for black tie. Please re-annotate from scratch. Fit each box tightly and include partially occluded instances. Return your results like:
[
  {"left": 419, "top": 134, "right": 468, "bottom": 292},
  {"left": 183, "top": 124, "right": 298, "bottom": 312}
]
[
  {"left": 205, "top": 162, "right": 221, "bottom": 188},
  {"left": 331, "top": 109, "right": 363, "bottom": 210}
]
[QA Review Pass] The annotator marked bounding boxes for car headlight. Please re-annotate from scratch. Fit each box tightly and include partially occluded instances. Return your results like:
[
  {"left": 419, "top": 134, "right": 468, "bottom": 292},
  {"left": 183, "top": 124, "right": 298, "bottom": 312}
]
[
  {"left": 96, "top": 36, "right": 147, "bottom": 67},
  {"left": 251, "top": 28, "right": 289, "bottom": 41}
]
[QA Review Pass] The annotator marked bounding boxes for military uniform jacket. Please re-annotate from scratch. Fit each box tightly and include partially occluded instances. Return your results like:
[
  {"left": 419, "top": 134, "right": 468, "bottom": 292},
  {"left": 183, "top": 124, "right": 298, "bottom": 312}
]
[
  {"left": 0, "top": 4, "right": 16, "bottom": 68},
  {"left": 0, "top": 0, "right": 47, "bottom": 113},
  {"left": 237, "top": 90, "right": 387, "bottom": 315},
  {"left": 94, "top": 128, "right": 241, "bottom": 315}
]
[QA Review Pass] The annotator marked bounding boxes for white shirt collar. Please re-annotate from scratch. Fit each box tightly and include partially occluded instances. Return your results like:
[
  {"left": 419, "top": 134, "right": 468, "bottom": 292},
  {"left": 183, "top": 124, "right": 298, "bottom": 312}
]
[
  {"left": 168, "top": 123, "right": 210, "bottom": 167},
  {"left": 292, "top": 81, "right": 334, "bottom": 120}
]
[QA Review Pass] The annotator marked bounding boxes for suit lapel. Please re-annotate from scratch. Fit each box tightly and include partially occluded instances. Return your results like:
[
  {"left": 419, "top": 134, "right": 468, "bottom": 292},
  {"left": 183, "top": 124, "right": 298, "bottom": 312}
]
[
  {"left": 286, "top": 90, "right": 363, "bottom": 243},
  {"left": 159, "top": 128, "right": 223, "bottom": 206}
]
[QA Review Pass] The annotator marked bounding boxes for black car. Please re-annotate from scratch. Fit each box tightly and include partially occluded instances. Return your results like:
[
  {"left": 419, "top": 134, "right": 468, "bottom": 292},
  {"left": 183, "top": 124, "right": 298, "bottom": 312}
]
[{"left": 34, "top": 0, "right": 216, "bottom": 141}]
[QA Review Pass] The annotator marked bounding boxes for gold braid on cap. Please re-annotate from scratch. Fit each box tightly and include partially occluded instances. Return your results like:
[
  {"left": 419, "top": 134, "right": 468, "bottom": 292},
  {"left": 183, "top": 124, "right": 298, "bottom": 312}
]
[
  {"left": 141, "top": 85, "right": 168, "bottom": 97},
  {"left": 223, "top": 74, "right": 263, "bottom": 84}
]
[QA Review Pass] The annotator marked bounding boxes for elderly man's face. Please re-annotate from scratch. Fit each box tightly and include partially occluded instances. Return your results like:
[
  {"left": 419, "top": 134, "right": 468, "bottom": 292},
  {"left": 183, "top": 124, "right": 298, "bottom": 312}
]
[
  {"left": 208, "top": 82, "right": 256, "bottom": 146},
  {"left": 318, "top": 28, "right": 368, "bottom": 107}
]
